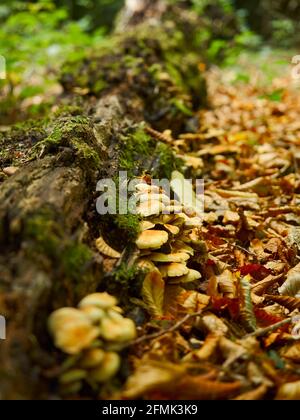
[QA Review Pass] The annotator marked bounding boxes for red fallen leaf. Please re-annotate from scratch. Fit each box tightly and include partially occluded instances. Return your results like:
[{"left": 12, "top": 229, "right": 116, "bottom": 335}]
[
  {"left": 211, "top": 297, "right": 240, "bottom": 319},
  {"left": 207, "top": 259, "right": 216, "bottom": 266},
  {"left": 254, "top": 308, "right": 285, "bottom": 328},
  {"left": 239, "top": 264, "right": 271, "bottom": 281}
]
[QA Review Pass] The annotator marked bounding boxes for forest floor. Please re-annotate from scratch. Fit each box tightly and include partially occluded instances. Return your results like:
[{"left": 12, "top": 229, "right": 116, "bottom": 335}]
[
  {"left": 115, "top": 49, "right": 300, "bottom": 400},
  {"left": 2, "top": 46, "right": 300, "bottom": 400}
]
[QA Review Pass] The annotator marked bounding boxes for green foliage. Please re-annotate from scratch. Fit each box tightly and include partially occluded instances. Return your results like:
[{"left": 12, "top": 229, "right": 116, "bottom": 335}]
[{"left": 0, "top": 0, "right": 105, "bottom": 114}]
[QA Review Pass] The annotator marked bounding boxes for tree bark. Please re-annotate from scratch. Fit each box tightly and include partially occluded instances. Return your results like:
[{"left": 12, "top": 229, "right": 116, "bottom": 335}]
[{"left": 0, "top": 0, "right": 207, "bottom": 399}]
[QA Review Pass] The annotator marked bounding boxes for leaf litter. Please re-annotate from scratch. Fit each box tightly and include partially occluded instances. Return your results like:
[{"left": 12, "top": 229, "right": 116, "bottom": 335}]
[{"left": 49, "top": 61, "right": 300, "bottom": 400}]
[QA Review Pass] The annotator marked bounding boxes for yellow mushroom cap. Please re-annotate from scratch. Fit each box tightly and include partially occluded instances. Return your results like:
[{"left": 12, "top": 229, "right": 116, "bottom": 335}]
[
  {"left": 89, "top": 352, "right": 121, "bottom": 383},
  {"left": 163, "top": 224, "right": 180, "bottom": 236},
  {"left": 149, "top": 252, "right": 190, "bottom": 263},
  {"left": 48, "top": 308, "right": 100, "bottom": 355},
  {"left": 137, "top": 192, "right": 170, "bottom": 205},
  {"left": 135, "top": 183, "right": 160, "bottom": 193},
  {"left": 136, "top": 200, "right": 164, "bottom": 217},
  {"left": 80, "top": 348, "right": 106, "bottom": 369},
  {"left": 168, "top": 269, "right": 202, "bottom": 284},
  {"left": 136, "top": 230, "right": 169, "bottom": 250},
  {"left": 100, "top": 317, "right": 137, "bottom": 343},
  {"left": 159, "top": 262, "right": 189, "bottom": 277},
  {"left": 81, "top": 306, "right": 106, "bottom": 323},
  {"left": 78, "top": 293, "right": 117, "bottom": 310},
  {"left": 139, "top": 220, "right": 155, "bottom": 231}
]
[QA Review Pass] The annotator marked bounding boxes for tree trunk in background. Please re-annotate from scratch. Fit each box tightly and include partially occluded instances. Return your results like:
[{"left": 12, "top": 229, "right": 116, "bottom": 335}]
[{"left": 0, "top": 0, "right": 207, "bottom": 399}]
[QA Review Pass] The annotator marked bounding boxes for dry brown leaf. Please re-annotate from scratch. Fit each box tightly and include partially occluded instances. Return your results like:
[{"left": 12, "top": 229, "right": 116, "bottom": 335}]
[
  {"left": 177, "top": 290, "right": 211, "bottom": 312},
  {"left": 122, "top": 361, "right": 186, "bottom": 399},
  {"left": 142, "top": 270, "right": 165, "bottom": 317},
  {"left": 217, "top": 269, "right": 237, "bottom": 298},
  {"left": 251, "top": 274, "right": 283, "bottom": 296},
  {"left": 282, "top": 343, "right": 300, "bottom": 363},
  {"left": 194, "top": 334, "right": 220, "bottom": 361},
  {"left": 233, "top": 384, "right": 269, "bottom": 400},
  {"left": 276, "top": 380, "right": 300, "bottom": 400},
  {"left": 264, "top": 295, "right": 300, "bottom": 311}
]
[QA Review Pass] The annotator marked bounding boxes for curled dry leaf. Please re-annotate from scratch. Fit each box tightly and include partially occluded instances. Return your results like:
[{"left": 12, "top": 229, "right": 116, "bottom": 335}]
[
  {"left": 276, "top": 380, "right": 300, "bottom": 400},
  {"left": 123, "top": 360, "right": 240, "bottom": 400},
  {"left": 142, "top": 269, "right": 165, "bottom": 317},
  {"left": 194, "top": 334, "right": 220, "bottom": 361},
  {"left": 282, "top": 343, "right": 300, "bottom": 363},
  {"left": 239, "top": 276, "right": 257, "bottom": 333},
  {"left": 264, "top": 295, "right": 300, "bottom": 311},
  {"left": 251, "top": 274, "right": 283, "bottom": 296},
  {"left": 233, "top": 384, "right": 268, "bottom": 400},
  {"left": 198, "top": 312, "right": 229, "bottom": 336},
  {"left": 217, "top": 269, "right": 237, "bottom": 298},
  {"left": 95, "top": 237, "right": 121, "bottom": 259},
  {"left": 123, "top": 361, "right": 186, "bottom": 399},
  {"left": 177, "top": 290, "right": 210, "bottom": 312},
  {"left": 278, "top": 264, "right": 300, "bottom": 297}
]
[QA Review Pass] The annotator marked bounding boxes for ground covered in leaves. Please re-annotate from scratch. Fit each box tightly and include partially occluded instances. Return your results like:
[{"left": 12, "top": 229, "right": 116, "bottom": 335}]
[
  {"left": 46, "top": 52, "right": 300, "bottom": 400},
  {"left": 117, "top": 53, "right": 300, "bottom": 401}
]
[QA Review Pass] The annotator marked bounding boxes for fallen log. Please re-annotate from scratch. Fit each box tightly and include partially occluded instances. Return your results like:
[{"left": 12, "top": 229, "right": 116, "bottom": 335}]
[{"left": 0, "top": 0, "right": 207, "bottom": 399}]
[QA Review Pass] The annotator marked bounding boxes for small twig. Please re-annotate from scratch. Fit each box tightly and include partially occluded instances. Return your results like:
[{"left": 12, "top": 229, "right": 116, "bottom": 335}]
[
  {"left": 245, "top": 317, "right": 292, "bottom": 338},
  {"left": 145, "top": 126, "right": 172, "bottom": 144},
  {"left": 129, "top": 312, "right": 202, "bottom": 346}
]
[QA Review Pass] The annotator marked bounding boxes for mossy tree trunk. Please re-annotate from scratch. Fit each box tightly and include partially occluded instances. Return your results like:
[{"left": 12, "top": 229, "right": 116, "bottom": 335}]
[{"left": 0, "top": 0, "right": 207, "bottom": 399}]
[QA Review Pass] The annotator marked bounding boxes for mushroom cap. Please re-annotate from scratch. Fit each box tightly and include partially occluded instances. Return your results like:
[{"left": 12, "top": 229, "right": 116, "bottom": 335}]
[
  {"left": 79, "top": 293, "right": 117, "bottom": 310},
  {"left": 136, "top": 200, "right": 165, "bottom": 217},
  {"left": 168, "top": 269, "right": 202, "bottom": 284},
  {"left": 80, "top": 348, "right": 106, "bottom": 368},
  {"left": 48, "top": 308, "right": 100, "bottom": 355},
  {"left": 135, "top": 183, "right": 160, "bottom": 193},
  {"left": 137, "top": 192, "right": 170, "bottom": 205},
  {"left": 136, "top": 230, "right": 169, "bottom": 249},
  {"left": 184, "top": 217, "right": 202, "bottom": 228},
  {"left": 81, "top": 306, "right": 106, "bottom": 323},
  {"left": 159, "top": 262, "right": 189, "bottom": 277},
  {"left": 101, "top": 317, "right": 136, "bottom": 342},
  {"left": 149, "top": 252, "right": 190, "bottom": 263},
  {"left": 139, "top": 220, "right": 155, "bottom": 231},
  {"left": 89, "top": 352, "right": 120, "bottom": 383},
  {"left": 163, "top": 224, "right": 180, "bottom": 236}
]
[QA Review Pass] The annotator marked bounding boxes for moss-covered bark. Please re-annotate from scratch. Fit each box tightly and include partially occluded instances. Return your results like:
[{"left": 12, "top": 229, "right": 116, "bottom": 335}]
[{"left": 0, "top": 0, "right": 207, "bottom": 399}]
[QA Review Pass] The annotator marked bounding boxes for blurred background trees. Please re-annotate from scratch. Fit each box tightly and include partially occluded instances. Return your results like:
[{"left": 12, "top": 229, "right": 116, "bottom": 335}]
[{"left": 1, "top": 0, "right": 299, "bottom": 122}]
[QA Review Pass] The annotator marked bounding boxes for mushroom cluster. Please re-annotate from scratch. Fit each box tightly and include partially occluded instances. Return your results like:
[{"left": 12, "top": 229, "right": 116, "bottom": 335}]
[
  {"left": 134, "top": 181, "right": 205, "bottom": 287},
  {"left": 48, "top": 292, "right": 136, "bottom": 393}
]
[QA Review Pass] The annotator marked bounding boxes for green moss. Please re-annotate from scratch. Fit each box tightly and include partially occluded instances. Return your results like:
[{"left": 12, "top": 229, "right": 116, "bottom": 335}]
[
  {"left": 53, "top": 105, "right": 83, "bottom": 118},
  {"left": 93, "top": 79, "right": 108, "bottom": 94},
  {"left": 24, "top": 209, "right": 97, "bottom": 303},
  {"left": 62, "top": 243, "right": 94, "bottom": 281},
  {"left": 24, "top": 211, "right": 62, "bottom": 257},
  {"left": 32, "top": 116, "right": 101, "bottom": 169},
  {"left": 152, "top": 142, "right": 183, "bottom": 179},
  {"left": 111, "top": 262, "right": 144, "bottom": 300},
  {"left": 118, "top": 126, "right": 153, "bottom": 176},
  {"left": 113, "top": 214, "right": 141, "bottom": 242}
]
